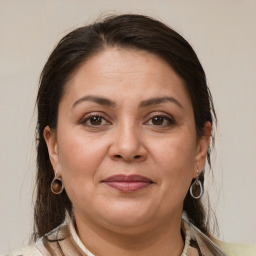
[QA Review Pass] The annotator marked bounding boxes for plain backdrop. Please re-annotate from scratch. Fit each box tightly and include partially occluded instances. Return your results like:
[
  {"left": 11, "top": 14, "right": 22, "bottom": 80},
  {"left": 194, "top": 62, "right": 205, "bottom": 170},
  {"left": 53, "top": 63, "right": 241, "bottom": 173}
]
[{"left": 1, "top": 0, "right": 256, "bottom": 254}]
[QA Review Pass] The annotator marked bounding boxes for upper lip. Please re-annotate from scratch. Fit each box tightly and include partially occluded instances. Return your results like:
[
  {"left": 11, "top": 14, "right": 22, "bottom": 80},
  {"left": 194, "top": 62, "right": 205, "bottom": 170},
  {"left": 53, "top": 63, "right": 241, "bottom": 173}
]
[{"left": 102, "top": 174, "right": 153, "bottom": 183}]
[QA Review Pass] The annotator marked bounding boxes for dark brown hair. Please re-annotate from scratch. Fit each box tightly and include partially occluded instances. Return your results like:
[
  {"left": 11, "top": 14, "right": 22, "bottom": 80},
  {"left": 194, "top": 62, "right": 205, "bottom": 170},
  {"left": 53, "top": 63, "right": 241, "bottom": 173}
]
[{"left": 34, "top": 14, "right": 217, "bottom": 240}]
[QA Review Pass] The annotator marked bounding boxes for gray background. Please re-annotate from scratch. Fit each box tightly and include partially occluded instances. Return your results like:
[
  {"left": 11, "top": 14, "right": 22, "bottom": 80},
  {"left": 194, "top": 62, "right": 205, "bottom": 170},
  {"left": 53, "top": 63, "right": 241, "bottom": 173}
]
[{"left": 1, "top": 0, "right": 256, "bottom": 254}]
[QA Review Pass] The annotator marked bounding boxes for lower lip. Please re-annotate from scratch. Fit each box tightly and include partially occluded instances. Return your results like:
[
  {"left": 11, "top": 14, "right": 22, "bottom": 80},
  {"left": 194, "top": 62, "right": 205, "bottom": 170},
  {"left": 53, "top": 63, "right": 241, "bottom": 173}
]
[{"left": 103, "top": 181, "right": 152, "bottom": 192}]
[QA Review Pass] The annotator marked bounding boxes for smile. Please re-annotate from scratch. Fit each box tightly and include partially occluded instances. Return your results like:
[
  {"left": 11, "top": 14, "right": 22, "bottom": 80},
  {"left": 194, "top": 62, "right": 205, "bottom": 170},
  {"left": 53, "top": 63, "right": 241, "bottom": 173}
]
[{"left": 102, "top": 174, "right": 153, "bottom": 192}]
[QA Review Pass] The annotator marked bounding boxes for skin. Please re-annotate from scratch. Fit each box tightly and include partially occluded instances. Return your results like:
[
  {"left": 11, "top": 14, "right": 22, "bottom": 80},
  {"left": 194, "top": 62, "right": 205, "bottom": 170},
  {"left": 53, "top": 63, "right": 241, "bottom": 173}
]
[{"left": 44, "top": 48, "right": 211, "bottom": 256}]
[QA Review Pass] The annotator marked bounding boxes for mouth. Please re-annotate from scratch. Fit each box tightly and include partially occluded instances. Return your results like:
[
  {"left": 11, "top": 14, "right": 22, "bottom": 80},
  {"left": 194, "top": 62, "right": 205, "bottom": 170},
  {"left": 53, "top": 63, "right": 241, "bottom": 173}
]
[{"left": 102, "top": 174, "right": 154, "bottom": 192}]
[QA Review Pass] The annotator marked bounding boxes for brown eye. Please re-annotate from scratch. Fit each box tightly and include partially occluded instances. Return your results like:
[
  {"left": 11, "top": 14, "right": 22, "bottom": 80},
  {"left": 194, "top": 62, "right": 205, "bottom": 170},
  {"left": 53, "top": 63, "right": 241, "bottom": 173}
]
[
  {"left": 144, "top": 114, "right": 175, "bottom": 127},
  {"left": 81, "top": 113, "right": 111, "bottom": 127},
  {"left": 152, "top": 116, "right": 164, "bottom": 125},
  {"left": 89, "top": 116, "right": 102, "bottom": 126}
]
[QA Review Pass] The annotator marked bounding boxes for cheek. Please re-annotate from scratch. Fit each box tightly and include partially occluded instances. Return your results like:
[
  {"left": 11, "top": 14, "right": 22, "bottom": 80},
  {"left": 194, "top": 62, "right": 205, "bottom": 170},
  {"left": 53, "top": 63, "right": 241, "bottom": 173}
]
[
  {"left": 152, "top": 130, "right": 196, "bottom": 168},
  {"left": 150, "top": 131, "right": 196, "bottom": 192},
  {"left": 56, "top": 131, "right": 108, "bottom": 195}
]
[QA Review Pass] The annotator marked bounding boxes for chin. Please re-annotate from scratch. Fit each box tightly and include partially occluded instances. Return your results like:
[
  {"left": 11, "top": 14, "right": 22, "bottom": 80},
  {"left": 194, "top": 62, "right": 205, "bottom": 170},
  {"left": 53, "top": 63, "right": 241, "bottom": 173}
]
[{"left": 98, "top": 201, "right": 155, "bottom": 229}]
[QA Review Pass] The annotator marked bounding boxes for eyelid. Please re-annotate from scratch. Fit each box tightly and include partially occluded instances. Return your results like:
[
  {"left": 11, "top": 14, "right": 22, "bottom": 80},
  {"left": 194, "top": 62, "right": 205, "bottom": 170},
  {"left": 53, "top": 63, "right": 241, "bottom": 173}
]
[
  {"left": 80, "top": 112, "right": 112, "bottom": 124},
  {"left": 143, "top": 111, "right": 177, "bottom": 126},
  {"left": 78, "top": 111, "right": 175, "bottom": 126},
  {"left": 145, "top": 111, "right": 175, "bottom": 121}
]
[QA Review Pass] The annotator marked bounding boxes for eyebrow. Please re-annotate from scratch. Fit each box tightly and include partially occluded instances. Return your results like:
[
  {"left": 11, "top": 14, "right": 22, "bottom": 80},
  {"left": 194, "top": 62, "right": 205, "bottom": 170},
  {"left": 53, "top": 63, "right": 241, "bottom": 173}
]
[
  {"left": 139, "top": 97, "right": 183, "bottom": 108},
  {"left": 72, "top": 95, "right": 183, "bottom": 109},
  {"left": 72, "top": 95, "right": 116, "bottom": 109}
]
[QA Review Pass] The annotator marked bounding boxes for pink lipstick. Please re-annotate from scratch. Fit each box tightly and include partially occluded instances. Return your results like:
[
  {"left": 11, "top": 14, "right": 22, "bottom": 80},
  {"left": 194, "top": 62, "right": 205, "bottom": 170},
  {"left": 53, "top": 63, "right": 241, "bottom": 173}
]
[{"left": 102, "top": 175, "right": 153, "bottom": 192}]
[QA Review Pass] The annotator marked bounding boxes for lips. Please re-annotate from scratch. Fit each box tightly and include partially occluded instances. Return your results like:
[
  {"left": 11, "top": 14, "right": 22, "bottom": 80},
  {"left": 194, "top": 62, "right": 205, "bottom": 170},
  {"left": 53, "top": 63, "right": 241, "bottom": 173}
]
[{"left": 102, "top": 175, "right": 153, "bottom": 192}]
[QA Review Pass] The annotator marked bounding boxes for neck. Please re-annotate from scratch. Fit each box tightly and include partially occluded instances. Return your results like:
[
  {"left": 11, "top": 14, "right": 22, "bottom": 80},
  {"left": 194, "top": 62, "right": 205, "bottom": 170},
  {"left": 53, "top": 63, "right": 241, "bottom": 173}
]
[{"left": 74, "top": 212, "right": 184, "bottom": 256}]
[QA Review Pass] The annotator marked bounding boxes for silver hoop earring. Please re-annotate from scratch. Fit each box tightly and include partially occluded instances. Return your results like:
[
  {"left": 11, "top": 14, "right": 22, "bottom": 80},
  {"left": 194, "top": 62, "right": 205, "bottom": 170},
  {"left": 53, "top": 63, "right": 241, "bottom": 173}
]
[
  {"left": 51, "top": 171, "right": 64, "bottom": 194},
  {"left": 190, "top": 170, "right": 203, "bottom": 199}
]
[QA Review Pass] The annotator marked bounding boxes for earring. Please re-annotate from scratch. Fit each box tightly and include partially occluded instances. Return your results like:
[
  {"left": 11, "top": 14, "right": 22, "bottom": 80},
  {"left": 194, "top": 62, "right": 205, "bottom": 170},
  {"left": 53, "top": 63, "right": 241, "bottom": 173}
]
[
  {"left": 190, "top": 170, "right": 203, "bottom": 199},
  {"left": 51, "top": 171, "right": 64, "bottom": 194}
]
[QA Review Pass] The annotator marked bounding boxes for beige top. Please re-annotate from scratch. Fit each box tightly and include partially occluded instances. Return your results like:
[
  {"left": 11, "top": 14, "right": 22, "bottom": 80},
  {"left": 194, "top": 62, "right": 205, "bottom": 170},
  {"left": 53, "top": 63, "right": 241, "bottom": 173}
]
[{"left": 8, "top": 215, "right": 256, "bottom": 256}]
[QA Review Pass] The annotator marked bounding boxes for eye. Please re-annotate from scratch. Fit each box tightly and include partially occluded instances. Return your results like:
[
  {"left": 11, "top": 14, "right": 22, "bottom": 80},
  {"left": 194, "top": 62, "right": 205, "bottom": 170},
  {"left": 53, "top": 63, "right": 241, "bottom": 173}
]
[
  {"left": 81, "top": 113, "right": 111, "bottom": 127},
  {"left": 145, "top": 114, "right": 175, "bottom": 127},
  {"left": 151, "top": 116, "right": 165, "bottom": 125},
  {"left": 88, "top": 116, "right": 104, "bottom": 126}
]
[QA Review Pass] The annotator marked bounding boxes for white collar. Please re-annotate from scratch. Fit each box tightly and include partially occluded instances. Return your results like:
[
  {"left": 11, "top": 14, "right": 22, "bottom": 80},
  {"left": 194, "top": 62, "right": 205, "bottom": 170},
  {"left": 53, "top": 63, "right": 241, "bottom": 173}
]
[{"left": 67, "top": 214, "right": 192, "bottom": 256}]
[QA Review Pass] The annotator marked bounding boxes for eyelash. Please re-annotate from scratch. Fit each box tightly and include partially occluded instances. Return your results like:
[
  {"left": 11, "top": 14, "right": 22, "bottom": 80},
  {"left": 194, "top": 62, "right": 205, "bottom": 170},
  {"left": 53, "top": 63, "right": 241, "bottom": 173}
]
[
  {"left": 80, "top": 112, "right": 176, "bottom": 128},
  {"left": 80, "top": 112, "right": 111, "bottom": 127},
  {"left": 144, "top": 113, "right": 176, "bottom": 127}
]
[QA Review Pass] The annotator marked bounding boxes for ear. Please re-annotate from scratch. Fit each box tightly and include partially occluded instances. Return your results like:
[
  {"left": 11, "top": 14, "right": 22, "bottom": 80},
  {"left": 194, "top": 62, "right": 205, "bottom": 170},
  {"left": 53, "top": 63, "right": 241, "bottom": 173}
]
[
  {"left": 43, "top": 126, "right": 60, "bottom": 174},
  {"left": 194, "top": 121, "right": 212, "bottom": 176}
]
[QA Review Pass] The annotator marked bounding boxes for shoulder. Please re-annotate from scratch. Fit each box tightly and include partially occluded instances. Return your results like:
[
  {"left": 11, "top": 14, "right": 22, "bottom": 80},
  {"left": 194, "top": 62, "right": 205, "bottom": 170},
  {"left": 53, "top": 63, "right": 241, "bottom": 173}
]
[
  {"left": 215, "top": 239, "right": 256, "bottom": 256},
  {"left": 7, "top": 220, "right": 70, "bottom": 256},
  {"left": 7, "top": 244, "right": 42, "bottom": 256}
]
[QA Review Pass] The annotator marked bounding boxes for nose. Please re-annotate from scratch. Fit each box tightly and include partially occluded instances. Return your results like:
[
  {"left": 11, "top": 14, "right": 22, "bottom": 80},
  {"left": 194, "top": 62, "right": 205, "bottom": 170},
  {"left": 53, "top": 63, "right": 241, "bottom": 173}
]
[{"left": 108, "top": 123, "right": 147, "bottom": 162}]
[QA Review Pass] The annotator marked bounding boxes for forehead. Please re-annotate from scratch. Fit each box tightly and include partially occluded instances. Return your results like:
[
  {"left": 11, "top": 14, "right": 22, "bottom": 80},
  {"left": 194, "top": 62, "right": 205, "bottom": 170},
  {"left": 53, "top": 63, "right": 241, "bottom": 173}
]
[
  {"left": 70, "top": 48, "right": 182, "bottom": 84},
  {"left": 61, "top": 48, "right": 191, "bottom": 108}
]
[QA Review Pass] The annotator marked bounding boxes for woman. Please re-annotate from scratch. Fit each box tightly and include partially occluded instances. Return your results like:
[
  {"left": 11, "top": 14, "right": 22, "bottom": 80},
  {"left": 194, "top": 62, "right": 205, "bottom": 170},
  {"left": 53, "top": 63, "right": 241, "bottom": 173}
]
[{"left": 10, "top": 14, "right": 255, "bottom": 256}]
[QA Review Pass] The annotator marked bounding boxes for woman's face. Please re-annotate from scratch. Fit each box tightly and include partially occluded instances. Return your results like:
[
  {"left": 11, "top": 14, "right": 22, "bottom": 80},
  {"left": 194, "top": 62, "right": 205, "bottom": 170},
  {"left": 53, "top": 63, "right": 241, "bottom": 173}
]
[{"left": 45, "top": 48, "right": 210, "bottom": 233}]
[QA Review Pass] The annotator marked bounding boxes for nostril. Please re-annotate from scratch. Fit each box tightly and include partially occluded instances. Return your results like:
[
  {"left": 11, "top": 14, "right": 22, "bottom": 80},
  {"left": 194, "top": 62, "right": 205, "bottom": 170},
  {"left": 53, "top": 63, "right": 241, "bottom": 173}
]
[{"left": 114, "top": 154, "right": 141, "bottom": 160}]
